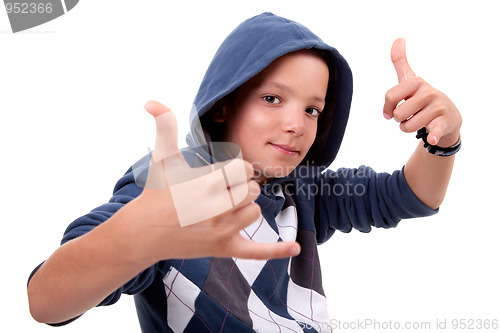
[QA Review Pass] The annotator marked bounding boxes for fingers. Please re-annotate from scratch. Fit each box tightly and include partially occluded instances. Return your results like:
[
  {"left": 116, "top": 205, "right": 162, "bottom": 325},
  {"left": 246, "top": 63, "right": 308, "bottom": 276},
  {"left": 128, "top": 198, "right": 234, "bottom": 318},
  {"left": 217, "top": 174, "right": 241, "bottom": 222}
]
[
  {"left": 397, "top": 102, "right": 435, "bottom": 133},
  {"left": 144, "top": 100, "right": 180, "bottom": 162},
  {"left": 229, "top": 201, "right": 262, "bottom": 229},
  {"left": 425, "top": 117, "right": 447, "bottom": 146},
  {"left": 226, "top": 180, "right": 261, "bottom": 212},
  {"left": 225, "top": 200, "right": 301, "bottom": 260},
  {"left": 222, "top": 159, "right": 258, "bottom": 206},
  {"left": 165, "top": 159, "right": 258, "bottom": 226},
  {"left": 229, "top": 239, "right": 302, "bottom": 260},
  {"left": 222, "top": 159, "right": 255, "bottom": 186},
  {"left": 391, "top": 38, "right": 416, "bottom": 83},
  {"left": 397, "top": 104, "right": 448, "bottom": 146},
  {"left": 402, "top": 117, "right": 444, "bottom": 146},
  {"left": 203, "top": 203, "right": 302, "bottom": 259},
  {"left": 383, "top": 77, "right": 424, "bottom": 120}
]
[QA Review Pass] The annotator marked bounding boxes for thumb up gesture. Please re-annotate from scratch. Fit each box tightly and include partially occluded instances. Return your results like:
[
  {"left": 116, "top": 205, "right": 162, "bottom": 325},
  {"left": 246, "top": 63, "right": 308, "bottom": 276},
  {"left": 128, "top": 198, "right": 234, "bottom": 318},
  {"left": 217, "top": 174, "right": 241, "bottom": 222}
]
[
  {"left": 383, "top": 39, "right": 462, "bottom": 147},
  {"left": 129, "top": 101, "right": 300, "bottom": 263}
]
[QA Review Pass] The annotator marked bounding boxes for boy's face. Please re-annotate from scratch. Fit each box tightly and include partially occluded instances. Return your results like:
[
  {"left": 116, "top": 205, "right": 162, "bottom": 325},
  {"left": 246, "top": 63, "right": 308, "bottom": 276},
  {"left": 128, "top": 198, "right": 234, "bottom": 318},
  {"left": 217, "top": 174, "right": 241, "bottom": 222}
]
[{"left": 220, "top": 50, "right": 329, "bottom": 183}]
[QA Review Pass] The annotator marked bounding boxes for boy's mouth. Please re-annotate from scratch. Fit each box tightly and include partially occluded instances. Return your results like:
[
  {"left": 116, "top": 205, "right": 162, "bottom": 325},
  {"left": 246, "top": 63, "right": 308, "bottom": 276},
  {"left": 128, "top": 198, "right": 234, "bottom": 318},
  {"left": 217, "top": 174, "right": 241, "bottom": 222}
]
[{"left": 269, "top": 143, "right": 299, "bottom": 156}]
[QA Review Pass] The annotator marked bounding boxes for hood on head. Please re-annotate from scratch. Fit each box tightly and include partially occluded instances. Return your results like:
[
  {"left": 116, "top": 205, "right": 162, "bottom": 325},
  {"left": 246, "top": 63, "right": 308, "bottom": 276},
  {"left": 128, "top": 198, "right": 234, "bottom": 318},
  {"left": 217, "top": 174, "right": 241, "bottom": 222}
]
[{"left": 186, "top": 12, "right": 353, "bottom": 175}]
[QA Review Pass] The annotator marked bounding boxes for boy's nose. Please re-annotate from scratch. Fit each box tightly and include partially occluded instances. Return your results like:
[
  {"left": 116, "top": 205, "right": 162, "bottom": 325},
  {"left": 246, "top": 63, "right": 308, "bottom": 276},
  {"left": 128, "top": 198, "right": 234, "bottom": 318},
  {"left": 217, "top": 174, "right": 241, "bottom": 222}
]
[{"left": 282, "top": 107, "right": 306, "bottom": 136}]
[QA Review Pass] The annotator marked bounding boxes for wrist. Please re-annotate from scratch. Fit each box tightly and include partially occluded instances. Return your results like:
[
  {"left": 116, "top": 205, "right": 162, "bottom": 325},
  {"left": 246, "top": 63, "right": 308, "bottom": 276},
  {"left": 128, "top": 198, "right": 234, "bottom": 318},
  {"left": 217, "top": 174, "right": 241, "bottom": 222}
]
[
  {"left": 108, "top": 197, "right": 170, "bottom": 267},
  {"left": 437, "top": 132, "right": 461, "bottom": 148},
  {"left": 416, "top": 128, "right": 461, "bottom": 157}
]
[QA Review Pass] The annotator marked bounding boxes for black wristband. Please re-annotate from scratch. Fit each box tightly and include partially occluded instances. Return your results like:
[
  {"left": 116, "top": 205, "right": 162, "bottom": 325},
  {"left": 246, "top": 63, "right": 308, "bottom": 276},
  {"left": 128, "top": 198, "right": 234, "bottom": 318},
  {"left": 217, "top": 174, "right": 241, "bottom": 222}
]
[{"left": 416, "top": 127, "right": 461, "bottom": 157}]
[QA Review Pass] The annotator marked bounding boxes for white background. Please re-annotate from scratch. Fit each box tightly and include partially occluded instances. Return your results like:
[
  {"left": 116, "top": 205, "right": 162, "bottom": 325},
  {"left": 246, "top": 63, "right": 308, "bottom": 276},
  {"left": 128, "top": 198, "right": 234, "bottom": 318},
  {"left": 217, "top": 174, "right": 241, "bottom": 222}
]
[{"left": 1, "top": 1, "right": 499, "bottom": 332}]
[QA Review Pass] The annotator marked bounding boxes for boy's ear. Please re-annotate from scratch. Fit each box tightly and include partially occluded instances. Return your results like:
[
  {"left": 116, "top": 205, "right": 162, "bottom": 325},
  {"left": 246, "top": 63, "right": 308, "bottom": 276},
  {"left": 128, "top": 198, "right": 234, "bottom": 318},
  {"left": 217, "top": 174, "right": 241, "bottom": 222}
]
[
  {"left": 210, "top": 106, "right": 227, "bottom": 123},
  {"left": 209, "top": 92, "right": 236, "bottom": 123}
]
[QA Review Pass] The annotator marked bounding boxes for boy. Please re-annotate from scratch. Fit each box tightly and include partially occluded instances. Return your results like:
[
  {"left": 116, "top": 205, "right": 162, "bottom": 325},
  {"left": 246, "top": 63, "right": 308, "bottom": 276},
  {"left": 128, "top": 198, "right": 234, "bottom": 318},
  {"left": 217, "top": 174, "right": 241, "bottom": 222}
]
[{"left": 28, "top": 12, "right": 461, "bottom": 332}]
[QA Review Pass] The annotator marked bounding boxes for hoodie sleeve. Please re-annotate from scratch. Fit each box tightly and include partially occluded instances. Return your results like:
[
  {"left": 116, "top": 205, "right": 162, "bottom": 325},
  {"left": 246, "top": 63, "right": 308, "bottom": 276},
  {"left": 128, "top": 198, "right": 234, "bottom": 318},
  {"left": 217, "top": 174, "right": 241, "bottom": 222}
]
[
  {"left": 314, "top": 165, "right": 438, "bottom": 244},
  {"left": 27, "top": 167, "right": 160, "bottom": 325}
]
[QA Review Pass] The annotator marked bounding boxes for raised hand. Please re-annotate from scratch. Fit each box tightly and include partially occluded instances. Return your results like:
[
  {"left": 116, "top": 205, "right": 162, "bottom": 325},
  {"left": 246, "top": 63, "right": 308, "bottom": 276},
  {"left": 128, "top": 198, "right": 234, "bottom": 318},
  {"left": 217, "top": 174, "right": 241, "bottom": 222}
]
[
  {"left": 141, "top": 101, "right": 251, "bottom": 226},
  {"left": 383, "top": 39, "right": 461, "bottom": 147},
  {"left": 131, "top": 101, "right": 301, "bottom": 262}
]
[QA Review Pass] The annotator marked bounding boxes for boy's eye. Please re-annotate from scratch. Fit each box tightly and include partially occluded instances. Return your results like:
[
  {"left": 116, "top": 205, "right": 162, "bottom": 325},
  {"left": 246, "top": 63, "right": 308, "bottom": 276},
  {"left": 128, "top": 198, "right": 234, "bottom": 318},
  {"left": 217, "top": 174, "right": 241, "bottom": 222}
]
[
  {"left": 263, "top": 95, "right": 281, "bottom": 104},
  {"left": 305, "top": 107, "right": 321, "bottom": 117}
]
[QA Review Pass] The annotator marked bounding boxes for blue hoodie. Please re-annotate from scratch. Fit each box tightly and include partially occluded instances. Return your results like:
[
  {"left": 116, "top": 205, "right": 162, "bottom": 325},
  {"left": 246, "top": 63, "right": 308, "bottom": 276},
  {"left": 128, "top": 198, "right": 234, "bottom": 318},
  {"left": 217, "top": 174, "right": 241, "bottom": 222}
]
[{"left": 29, "top": 12, "right": 437, "bottom": 332}]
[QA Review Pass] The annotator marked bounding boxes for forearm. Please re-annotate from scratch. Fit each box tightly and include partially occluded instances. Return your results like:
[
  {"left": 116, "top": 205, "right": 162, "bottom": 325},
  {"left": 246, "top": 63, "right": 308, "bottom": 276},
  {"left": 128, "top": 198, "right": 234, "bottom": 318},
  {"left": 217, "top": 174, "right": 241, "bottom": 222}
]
[
  {"left": 404, "top": 135, "right": 458, "bottom": 210},
  {"left": 27, "top": 199, "right": 155, "bottom": 324}
]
